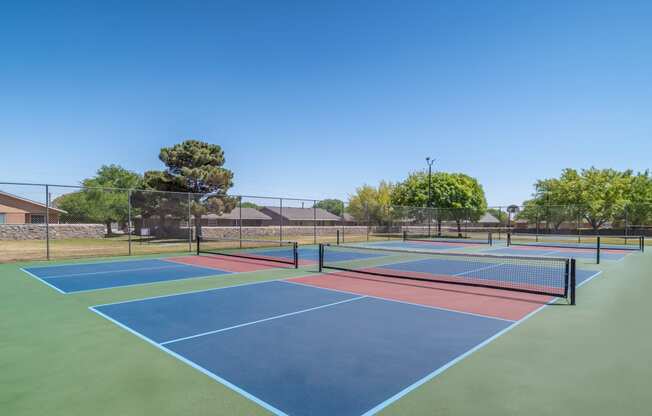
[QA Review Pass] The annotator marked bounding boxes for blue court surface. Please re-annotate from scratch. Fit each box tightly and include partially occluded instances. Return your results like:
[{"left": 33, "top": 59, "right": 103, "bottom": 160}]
[
  {"left": 351, "top": 240, "right": 473, "bottom": 251},
  {"left": 486, "top": 247, "right": 627, "bottom": 261},
  {"left": 92, "top": 280, "right": 516, "bottom": 416},
  {"left": 22, "top": 259, "right": 229, "bottom": 294}
]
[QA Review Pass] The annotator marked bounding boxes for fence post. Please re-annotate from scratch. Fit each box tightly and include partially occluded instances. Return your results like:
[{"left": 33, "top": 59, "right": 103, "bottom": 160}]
[
  {"left": 187, "top": 193, "right": 192, "bottom": 252},
  {"left": 340, "top": 199, "right": 345, "bottom": 243},
  {"left": 45, "top": 184, "right": 50, "bottom": 260},
  {"left": 239, "top": 196, "right": 243, "bottom": 248},
  {"left": 279, "top": 198, "right": 283, "bottom": 243},
  {"left": 128, "top": 190, "right": 132, "bottom": 256},
  {"left": 313, "top": 200, "right": 317, "bottom": 245},
  {"left": 365, "top": 202, "right": 370, "bottom": 241}
]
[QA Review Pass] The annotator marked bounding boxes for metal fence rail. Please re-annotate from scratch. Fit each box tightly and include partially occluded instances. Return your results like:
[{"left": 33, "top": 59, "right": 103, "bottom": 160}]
[{"left": 1, "top": 181, "right": 650, "bottom": 263}]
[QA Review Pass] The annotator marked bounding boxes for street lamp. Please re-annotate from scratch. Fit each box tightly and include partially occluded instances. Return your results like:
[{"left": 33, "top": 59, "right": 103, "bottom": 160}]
[{"left": 426, "top": 157, "right": 435, "bottom": 237}]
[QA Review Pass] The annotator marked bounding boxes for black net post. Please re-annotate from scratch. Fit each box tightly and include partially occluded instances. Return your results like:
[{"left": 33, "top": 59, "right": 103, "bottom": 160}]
[
  {"left": 293, "top": 242, "right": 299, "bottom": 269},
  {"left": 570, "top": 259, "right": 576, "bottom": 305},
  {"left": 596, "top": 236, "right": 601, "bottom": 264},
  {"left": 318, "top": 243, "right": 324, "bottom": 272},
  {"left": 336, "top": 229, "right": 340, "bottom": 245}
]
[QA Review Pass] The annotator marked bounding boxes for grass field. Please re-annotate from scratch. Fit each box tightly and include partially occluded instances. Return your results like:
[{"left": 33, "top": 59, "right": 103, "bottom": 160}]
[{"left": 1, "top": 246, "right": 651, "bottom": 415}]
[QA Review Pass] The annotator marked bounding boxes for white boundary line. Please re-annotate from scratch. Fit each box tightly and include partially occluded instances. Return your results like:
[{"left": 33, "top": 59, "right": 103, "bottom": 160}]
[
  {"left": 89, "top": 307, "right": 289, "bottom": 416},
  {"left": 358, "top": 268, "right": 604, "bottom": 415},
  {"left": 284, "top": 280, "right": 515, "bottom": 323},
  {"left": 41, "top": 263, "right": 190, "bottom": 279},
  {"left": 160, "top": 296, "right": 366, "bottom": 345},
  {"left": 20, "top": 267, "right": 67, "bottom": 294},
  {"left": 89, "top": 268, "right": 604, "bottom": 416}
]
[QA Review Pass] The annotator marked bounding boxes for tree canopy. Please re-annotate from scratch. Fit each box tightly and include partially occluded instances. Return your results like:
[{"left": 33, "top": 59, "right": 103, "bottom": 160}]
[
  {"left": 55, "top": 165, "right": 142, "bottom": 235},
  {"left": 391, "top": 171, "right": 487, "bottom": 232},
  {"left": 315, "top": 199, "right": 345, "bottom": 216},
  {"left": 517, "top": 168, "right": 652, "bottom": 230},
  {"left": 140, "top": 140, "right": 236, "bottom": 235},
  {"left": 347, "top": 182, "right": 394, "bottom": 225}
]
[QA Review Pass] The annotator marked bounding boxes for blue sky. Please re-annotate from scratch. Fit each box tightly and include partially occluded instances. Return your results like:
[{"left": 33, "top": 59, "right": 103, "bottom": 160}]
[{"left": 1, "top": 1, "right": 651, "bottom": 206}]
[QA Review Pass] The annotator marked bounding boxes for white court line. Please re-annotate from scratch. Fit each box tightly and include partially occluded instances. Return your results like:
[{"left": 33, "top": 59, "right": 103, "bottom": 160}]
[
  {"left": 160, "top": 296, "right": 367, "bottom": 345},
  {"left": 89, "top": 306, "right": 289, "bottom": 416},
  {"left": 40, "top": 263, "right": 190, "bottom": 279},
  {"left": 284, "top": 280, "right": 515, "bottom": 323},
  {"left": 359, "top": 267, "right": 605, "bottom": 416},
  {"left": 20, "top": 268, "right": 67, "bottom": 294},
  {"left": 453, "top": 262, "right": 506, "bottom": 277}
]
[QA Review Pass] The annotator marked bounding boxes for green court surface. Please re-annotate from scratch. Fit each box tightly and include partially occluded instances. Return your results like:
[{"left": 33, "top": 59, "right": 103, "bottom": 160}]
[{"left": 1, "top": 249, "right": 651, "bottom": 416}]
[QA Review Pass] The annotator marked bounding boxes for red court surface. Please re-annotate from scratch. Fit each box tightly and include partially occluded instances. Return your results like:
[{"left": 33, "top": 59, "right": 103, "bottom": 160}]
[
  {"left": 167, "top": 255, "right": 285, "bottom": 273},
  {"left": 289, "top": 272, "right": 554, "bottom": 321}
]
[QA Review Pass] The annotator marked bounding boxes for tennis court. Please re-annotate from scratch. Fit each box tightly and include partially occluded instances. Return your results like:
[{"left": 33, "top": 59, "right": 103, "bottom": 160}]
[{"left": 86, "top": 242, "right": 600, "bottom": 416}]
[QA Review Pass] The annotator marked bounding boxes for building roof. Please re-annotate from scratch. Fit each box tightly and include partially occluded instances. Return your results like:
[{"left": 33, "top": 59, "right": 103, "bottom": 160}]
[
  {"left": 202, "top": 208, "right": 271, "bottom": 221},
  {"left": 262, "top": 206, "right": 341, "bottom": 221},
  {"left": 478, "top": 212, "right": 500, "bottom": 224},
  {"left": 342, "top": 213, "right": 356, "bottom": 222},
  {"left": 0, "top": 190, "right": 66, "bottom": 213}
]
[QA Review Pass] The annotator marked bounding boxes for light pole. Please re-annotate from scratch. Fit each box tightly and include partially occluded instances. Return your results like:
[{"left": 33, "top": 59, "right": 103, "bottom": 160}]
[{"left": 426, "top": 157, "right": 435, "bottom": 237}]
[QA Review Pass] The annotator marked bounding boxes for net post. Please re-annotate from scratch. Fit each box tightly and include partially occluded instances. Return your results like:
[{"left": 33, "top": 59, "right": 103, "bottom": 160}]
[
  {"left": 596, "top": 236, "right": 601, "bottom": 264},
  {"left": 318, "top": 244, "right": 324, "bottom": 272},
  {"left": 196, "top": 233, "right": 200, "bottom": 256},
  {"left": 488, "top": 231, "right": 492, "bottom": 246},
  {"left": 293, "top": 242, "right": 299, "bottom": 269},
  {"left": 336, "top": 229, "right": 340, "bottom": 245},
  {"left": 570, "top": 258, "right": 576, "bottom": 305},
  {"left": 403, "top": 230, "right": 407, "bottom": 241},
  {"left": 507, "top": 232, "right": 511, "bottom": 246},
  {"left": 641, "top": 235, "right": 645, "bottom": 252}
]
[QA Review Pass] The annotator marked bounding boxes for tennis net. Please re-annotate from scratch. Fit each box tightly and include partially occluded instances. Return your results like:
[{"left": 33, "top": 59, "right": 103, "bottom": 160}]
[
  {"left": 197, "top": 237, "right": 299, "bottom": 268},
  {"left": 507, "top": 233, "right": 644, "bottom": 264},
  {"left": 319, "top": 243, "right": 575, "bottom": 303},
  {"left": 403, "top": 230, "right": 493, "bottom": 245}
]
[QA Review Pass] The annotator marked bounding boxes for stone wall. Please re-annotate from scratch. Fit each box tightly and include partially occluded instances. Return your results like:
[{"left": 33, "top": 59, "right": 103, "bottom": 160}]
[{"left": 0, "top": 224, "right": 106, "bottom": 240}]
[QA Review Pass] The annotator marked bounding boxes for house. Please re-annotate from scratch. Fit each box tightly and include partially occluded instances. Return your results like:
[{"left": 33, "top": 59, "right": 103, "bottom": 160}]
[
  {"left": 341, "top": 212, "right": 359, "bottom": 225},
  {"left": 201, "top": 208, "right": 272, "bottom": 226},
  {"left": 260, "top": 207, "right": 341, "bottom": 226},
  {"left": 0, "top": 190, "right": 65, "bottom": 224},
  {"left": 474, "top": 212, "right": 501, "bottom": 227}
]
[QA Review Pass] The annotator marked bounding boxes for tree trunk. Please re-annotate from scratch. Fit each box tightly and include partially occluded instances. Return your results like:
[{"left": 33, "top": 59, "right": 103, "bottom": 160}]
[{"left": 105, "top": 221, "right": 113, "bottom": 236}]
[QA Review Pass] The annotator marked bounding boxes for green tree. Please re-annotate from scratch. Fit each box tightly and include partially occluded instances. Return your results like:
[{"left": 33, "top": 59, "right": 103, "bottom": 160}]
[
  {"left": 519, "top": 168, "right": 637, "bottom": 232},
  {"left": 622, "top": 171, "right": 652, "bottom": 229},
  {"left": 315, "top": 199, "right": 345, "bottom": 216},
  {"left": 142, "top": 140, "right": 235, "bottom": 236},
  {"left": 391, "top": 172, "right": 487, "bottom": 235},
  {"left": 55, "top": 165, "right": 142, "bottom": 235},
  {"left": 347, "top": 182, "right": 394, "bottom": 227}
]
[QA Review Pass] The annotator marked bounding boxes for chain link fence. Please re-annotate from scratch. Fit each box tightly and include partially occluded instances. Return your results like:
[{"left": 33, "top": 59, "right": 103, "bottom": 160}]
[{"left": 2, "top": 181, "right": 651, "bottom": 263}]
